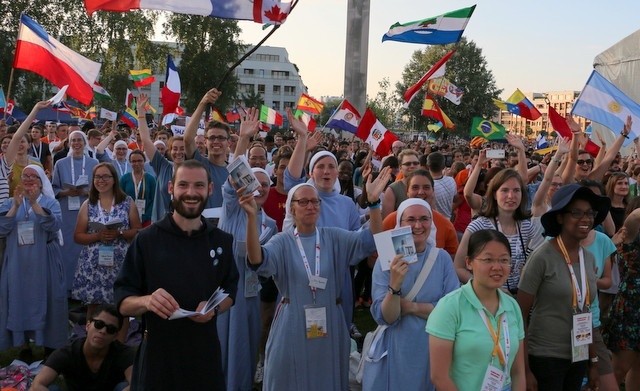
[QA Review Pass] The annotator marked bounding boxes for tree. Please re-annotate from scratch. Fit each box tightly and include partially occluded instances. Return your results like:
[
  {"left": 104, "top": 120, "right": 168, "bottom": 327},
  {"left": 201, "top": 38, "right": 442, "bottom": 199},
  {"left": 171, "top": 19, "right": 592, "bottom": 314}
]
[
  {"left": 163, "top": 15, "right": 244, "bottom": 113},
  {"left": 397, "top": 37, "right": 502, "bottom": 139},
  {"left": 0, "top": 1, "right": 165, "bottom": 112},
  {"left": 317, "top": 98, "right": 342, "bottom": 126},
  {"left": 368, "top": 77, "right": 401, "bottom": 129},
  {"left": 241, "top": 90, "right": 264, "bottom": 109}
]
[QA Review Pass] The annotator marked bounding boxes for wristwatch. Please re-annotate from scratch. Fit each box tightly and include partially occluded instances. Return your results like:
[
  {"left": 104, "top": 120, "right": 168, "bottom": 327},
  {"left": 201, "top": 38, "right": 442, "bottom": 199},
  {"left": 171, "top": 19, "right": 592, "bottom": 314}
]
[
  {"left": 387, "top": 285, "right": 402, "bottom": 296},
  {"left": 118, "top": 228, "right": 124, "bottom": 238},
  {"left": 590, "top": 356, "right": 599, "bottom": 363}
]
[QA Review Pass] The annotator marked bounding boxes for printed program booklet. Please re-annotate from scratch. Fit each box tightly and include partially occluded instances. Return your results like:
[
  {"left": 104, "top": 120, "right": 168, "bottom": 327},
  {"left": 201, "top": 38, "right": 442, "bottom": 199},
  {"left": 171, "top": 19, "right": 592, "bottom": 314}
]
[
  {"left": 227, "top": 155, "right": 260, "bottom": 196},
  {"left": 169, "top": 287, "right": 229, "bottom": 320},
  {"left": 373, "top": 226, "right": 418, "bottom": 271}
]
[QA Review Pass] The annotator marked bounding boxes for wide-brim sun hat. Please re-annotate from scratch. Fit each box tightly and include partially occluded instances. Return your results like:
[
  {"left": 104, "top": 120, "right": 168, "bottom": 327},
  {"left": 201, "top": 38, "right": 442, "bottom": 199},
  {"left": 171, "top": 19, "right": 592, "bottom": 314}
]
[{"left": 541, "top": 184, "right": 611, "bottom": 237}]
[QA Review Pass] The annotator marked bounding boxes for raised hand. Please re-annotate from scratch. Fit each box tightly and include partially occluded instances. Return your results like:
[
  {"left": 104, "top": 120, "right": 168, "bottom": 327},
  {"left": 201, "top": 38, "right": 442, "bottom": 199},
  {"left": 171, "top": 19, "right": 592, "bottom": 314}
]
[
  {"left": 199, "top": 88, "right": 222, "bottom": 107},
  {"left": 366, "top": 166, "right": 392, "bottom": 202},
  {"left": 565, "top": 114, "right": 582, "bottom": 133},
  {"left": 556, "top": 136, "right": 570, "bottom": 155},
  {"left": 285, "top": 107, "right": 308, "bottom": 137},
  {"left": 239, "top": 107, "right": 260, "bottom": 138},
  {"left": 505, "top": 133, "right": 525, "bottom": 151},
  {"left": 236, "top": 186, "right": 258, "bottom": 216},
  {"left": 305, "top": 131, "right": 323, "bottom": 152}
]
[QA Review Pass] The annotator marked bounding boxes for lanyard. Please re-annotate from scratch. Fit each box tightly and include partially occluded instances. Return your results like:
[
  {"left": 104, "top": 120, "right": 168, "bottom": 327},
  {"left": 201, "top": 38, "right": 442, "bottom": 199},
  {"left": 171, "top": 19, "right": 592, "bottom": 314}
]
[
  {"left": 70, "top": 155, "right": 86, "bottom": 184},
  {"left": 293, "top": 228, "right": 320, "bottom": 300},
  {"left": 557, "top": 237, "right": 590, "bottom": 311},
  {"left": 23, "top": 194, "right": 43, "bottom": 219},
  {"left": 133, "top": 173, "right": 145, "bottom": 200},
  {"left": 115, "top": 160, "right": 129, "bottom": 177},
  {"left": 478, "top": 311, "right": 510, "bottom": 368},
  {"left": 31, "top": 143, "right": 42, "bottom": 160},
  {"left": 259, "top": 209, "right": 266, "bottom": 235}
]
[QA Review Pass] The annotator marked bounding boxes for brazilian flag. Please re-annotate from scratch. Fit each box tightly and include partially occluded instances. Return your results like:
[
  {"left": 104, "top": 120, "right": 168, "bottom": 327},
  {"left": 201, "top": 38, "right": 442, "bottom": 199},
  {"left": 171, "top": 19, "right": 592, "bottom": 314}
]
[{"left": 470, "top": 117, "right": 506, "bottom": 140}]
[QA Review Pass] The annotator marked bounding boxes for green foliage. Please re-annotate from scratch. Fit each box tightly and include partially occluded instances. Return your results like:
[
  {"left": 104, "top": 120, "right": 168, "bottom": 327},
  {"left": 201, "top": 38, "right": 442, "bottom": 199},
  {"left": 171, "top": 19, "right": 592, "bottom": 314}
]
[
  {"left": 241, "top": 90, "right": 264, "bottom": 109},
  {"left": 317, "top": 97, "right": 342, "bottom": 125},
  {"left": 367, "top": 77, "right": 401, "bottom": 128},
  {"left": 0, "top": 1, "right": 166, "bottom": 112},
  {"left": 397, "top": 37, "right": 502, "bottom": 138},
  {"left": 163, "top": 15, "right": 244, "bottom": 113}
]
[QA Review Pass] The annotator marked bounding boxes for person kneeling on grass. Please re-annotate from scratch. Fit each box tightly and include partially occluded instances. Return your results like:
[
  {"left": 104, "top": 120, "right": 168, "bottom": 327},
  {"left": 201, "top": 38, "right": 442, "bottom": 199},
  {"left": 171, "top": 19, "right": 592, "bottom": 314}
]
[{"left": 29, "top": 304, "right": 134, "bottom": 391}]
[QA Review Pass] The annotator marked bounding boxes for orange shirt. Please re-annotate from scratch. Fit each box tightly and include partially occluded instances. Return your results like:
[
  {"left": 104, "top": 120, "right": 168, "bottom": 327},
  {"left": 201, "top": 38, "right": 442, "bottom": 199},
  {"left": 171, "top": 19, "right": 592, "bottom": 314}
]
[{"left": 382, "top": 209, "right": 459, "bottom": 259}]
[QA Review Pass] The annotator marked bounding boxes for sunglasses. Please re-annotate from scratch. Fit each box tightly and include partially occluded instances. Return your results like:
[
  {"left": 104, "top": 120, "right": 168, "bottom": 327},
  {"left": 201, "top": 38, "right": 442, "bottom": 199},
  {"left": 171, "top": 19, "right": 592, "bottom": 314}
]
[
  {"left": 401, "top": 161, "right": 420, "bottom": 166},
  {"left": 90, "top": 318, "right": 119, "bottom": 335},
  {"left": 577, "top": 159, "right": 593, "bottom": 166}
]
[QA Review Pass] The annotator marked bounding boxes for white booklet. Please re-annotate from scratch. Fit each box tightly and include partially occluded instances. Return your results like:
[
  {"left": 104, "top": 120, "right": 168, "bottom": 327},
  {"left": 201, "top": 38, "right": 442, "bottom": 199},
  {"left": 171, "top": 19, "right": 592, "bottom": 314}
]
[
  {"left": 169, "top": 287, "right": 229, "bottom": 320},
  {"left": 373, "top": 226, "right": 418, "bottom": 271},
  {"left": 227, "top": 155, "right": 260, "bottom": 195}
]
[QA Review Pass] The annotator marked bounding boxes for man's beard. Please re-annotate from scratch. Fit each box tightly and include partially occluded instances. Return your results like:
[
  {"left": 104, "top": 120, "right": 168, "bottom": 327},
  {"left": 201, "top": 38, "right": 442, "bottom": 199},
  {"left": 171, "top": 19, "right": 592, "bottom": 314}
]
[{"left": 171, "top": 194, "right": 207, "bottom": 219}]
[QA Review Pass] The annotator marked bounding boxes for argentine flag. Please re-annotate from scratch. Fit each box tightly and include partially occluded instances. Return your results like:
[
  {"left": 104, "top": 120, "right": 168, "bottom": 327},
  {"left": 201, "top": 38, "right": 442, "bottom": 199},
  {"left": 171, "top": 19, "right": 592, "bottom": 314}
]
[{"left": 572, "top": 70, "right": 640, "bottom": 146}]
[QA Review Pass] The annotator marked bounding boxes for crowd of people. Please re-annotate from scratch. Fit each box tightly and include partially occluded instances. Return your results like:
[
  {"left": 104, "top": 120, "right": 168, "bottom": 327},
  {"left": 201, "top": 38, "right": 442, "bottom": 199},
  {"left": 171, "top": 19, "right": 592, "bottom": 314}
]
[{"left": 1, "top": 88, "right": 640, "bottom": 391}]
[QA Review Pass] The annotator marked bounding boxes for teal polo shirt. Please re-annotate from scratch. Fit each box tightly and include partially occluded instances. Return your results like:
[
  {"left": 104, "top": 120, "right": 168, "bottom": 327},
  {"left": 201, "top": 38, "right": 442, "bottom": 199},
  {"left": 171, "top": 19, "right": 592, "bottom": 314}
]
[{"left": 426, "top": 280, "right": 525, "bottom": 391}]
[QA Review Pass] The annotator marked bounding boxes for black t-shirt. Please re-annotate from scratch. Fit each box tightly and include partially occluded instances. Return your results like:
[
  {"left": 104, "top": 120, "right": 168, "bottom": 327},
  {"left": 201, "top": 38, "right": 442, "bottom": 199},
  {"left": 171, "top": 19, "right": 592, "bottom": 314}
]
[
  {"left": 29, "top": 141, "right": 52, "bottom": 168},
  {"left": 44, "top": 338, "right": 135, "bottom": 391},
  {"left": 610, "top": 206, "right": 626, "bottom": 232}
]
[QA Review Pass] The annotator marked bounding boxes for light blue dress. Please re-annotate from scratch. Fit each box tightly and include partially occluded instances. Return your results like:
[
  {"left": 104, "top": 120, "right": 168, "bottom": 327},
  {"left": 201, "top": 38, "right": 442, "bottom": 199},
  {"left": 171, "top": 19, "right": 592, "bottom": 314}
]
[
  {"left": 363, "top": 245, "right": 459, "bottom": 391},
  {"left": 284, "top": 168, "right": 361, "bottom": 327},
  {"left": 217, "top": 180, "right": 277, "bottom": 391},
  {"left": 0, "top": 195, "right": 67, "bottom": 349},
  {"left": 256, "top": 227, "right": 376, "bottom": 391},
  {"left": 52, "top": 155, "right": 99, "bottom": 291},
  {"left": 150, "top": 151, "right": 174, "bottom": 222}
]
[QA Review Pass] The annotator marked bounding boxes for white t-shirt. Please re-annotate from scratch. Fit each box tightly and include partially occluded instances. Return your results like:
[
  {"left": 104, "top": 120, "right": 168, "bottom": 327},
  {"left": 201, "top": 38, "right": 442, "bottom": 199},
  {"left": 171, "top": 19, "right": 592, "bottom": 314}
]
[{"left": 433, "top": 175, "right": 457, "bottom": 219}]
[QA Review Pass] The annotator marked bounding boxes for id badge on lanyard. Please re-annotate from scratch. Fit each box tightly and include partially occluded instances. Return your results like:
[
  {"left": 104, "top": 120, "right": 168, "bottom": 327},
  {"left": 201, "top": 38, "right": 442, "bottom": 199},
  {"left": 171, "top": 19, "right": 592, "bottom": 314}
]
[
  {"left": 304, "top": 305, "right": 328, "bottom": 339},
  {"left": 98, "top": 245, "right": 115, "bottom": 267},
  {"left": 17, "top": 221, "right": 35, "bottom": 246}
]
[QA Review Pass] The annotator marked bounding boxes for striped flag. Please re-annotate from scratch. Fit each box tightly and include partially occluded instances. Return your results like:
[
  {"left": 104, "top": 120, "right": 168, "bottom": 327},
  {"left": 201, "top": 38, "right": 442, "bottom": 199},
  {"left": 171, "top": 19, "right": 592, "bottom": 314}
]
[
  {"left": 129, "top": 69, "right": 156, "bottom": 87},
  {"left": 259, "top": 105, "right": 283, "bottom": 126},
  {"left": 92, "top": 81, "right": 112, "bottom": 100}
]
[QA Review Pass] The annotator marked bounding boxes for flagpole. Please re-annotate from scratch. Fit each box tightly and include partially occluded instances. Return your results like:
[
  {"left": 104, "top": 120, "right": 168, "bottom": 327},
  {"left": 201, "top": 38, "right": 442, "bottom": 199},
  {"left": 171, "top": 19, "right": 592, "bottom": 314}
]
[
  {"left": 320, "top": 99, "right": 344, "bottom": 133},
  {"left": 215, "top": 0, "right": 300, "bottom": 89}
]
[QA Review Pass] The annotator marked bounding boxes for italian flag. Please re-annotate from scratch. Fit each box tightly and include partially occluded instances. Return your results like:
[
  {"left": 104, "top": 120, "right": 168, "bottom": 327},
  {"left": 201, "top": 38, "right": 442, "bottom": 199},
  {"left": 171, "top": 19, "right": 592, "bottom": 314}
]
[{"left": 259, "top": 105, "right": 283, "bottom": 126}]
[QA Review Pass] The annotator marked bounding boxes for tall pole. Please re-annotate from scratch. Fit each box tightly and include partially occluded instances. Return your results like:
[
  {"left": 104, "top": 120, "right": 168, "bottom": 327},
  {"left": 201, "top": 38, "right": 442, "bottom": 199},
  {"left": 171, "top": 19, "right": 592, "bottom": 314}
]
[{"left": 344, "top": 0, "right": 370, "bottom": 117}]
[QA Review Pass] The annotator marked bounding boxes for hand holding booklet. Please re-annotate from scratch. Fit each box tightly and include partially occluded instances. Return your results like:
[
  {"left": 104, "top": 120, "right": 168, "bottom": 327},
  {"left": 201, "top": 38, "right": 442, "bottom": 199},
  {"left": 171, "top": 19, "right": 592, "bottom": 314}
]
[
  {"left": 373, "top": 226, "right": 418, "bottom": 271},
  {"left": 88, "top": 218, "right": 124, "bottom": 231},
  {"left": 227, "top": 155, "right": 260, "bottom": 196},
  {"left": 169, "top": 287, "right": 229, "bottom": 320}
]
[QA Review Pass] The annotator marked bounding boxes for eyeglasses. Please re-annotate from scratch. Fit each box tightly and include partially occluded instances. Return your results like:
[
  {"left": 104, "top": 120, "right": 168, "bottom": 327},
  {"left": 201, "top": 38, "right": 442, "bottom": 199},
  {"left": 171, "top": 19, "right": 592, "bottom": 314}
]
[
  {"left": 564, "top": 209, "right": 597, "bottom": 219},
  {"left": 475, "top": 257, "right": 511, "bottom": 266},
  {"left": 292, "top": 198, "right": 321, "bottom": 207},
  {"left": 94, "top": 175, "right": 113, "bottom": 181},
  {"left": 90, "top": 319, "right": 119, "bottom": 335},
  {"left": 550, "top": 182, "right": 563, "bottom": 188},
  {"left": 402, "top": 161, "right": 420, "bottom": 167},
  {"left": 401, "top": 216, "right": 431, "bottom": 225},
  {"left": 206, "top": 135, "right": 228, "bottom": 141},
  {"left": 577, "top": 159, "right": 593, "bottom": 166},
  {"left": 21, "top": 174, "right": 40, "bottom": 180}
]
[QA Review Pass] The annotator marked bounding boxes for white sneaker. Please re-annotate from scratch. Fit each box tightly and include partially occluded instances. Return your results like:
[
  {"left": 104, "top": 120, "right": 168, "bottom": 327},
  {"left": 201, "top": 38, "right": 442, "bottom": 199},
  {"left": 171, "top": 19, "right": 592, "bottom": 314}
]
[{"left": 254, "top": 360, "right": 264, "bottom": 384}]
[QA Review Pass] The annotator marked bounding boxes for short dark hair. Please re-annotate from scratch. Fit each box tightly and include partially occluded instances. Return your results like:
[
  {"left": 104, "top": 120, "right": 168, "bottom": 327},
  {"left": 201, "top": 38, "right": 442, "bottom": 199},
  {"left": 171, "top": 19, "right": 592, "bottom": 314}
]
[
  {"left": 406, "top": 169, "right": 434, "bottom": 187},
  {"left": 206, "top": 121, "right": 231, "bottom": 137},
  {"left": 427, "top": 152, "right": 445, "bottom": 172},
  {"left": 467, "top": 229, "right": 512, "bottom": 259},
  {"left": 172, "top": 159, "right": 211, "bottom": 184},
  {"left": 93, "top": 304, "right": 124, "bottom": 330}
]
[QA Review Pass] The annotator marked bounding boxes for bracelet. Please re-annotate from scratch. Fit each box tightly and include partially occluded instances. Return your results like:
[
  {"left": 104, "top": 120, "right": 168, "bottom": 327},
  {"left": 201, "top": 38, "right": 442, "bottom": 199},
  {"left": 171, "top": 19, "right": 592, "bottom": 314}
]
[
  {"left": 551, "top": 156, "right": 560, "bottom": 163},
  {"left": 622, "top": 132, "right": 630, "bottom": 139},
  {"left": 367, "top": 199, "right": 381, "bottom": 208},
  {"left": 387, "top": 285, "right": 402, "bottom": 296}
]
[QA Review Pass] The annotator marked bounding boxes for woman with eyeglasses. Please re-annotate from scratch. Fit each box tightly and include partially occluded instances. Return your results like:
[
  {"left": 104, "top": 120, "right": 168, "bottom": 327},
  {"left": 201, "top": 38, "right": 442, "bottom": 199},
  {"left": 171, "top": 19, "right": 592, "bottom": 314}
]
[
  {"left": 517, "top": 184, "right": 610, "bottom": 391},
  {"left": 238, "top": 167, "right": 391, "bottom": 391},
  {"left": 455, "top": 169, "right": 540, "bottom": 295},
  {"left": 605, "top": 171, "right": 630, "bottom": 231},
  {"left": 363, "top": 199, "right": 459, "bottom": 391},
  {"left": 119, "top": 150, "right": 156, "bottom": 228},
  {"left": 52, "top": 130, "right": 99, "bottom": 292},
  {"left": 72, "top": 163, "right": 140, "bottom": 342},
  {"left": 427, "top": 229, "right": 526, "bottom": 391},
  {"left": 381, "top": 149, "right": 421, "bottom": 219},
  {"left": 0, "top": 165, "right": 67, "bottom": 356}
]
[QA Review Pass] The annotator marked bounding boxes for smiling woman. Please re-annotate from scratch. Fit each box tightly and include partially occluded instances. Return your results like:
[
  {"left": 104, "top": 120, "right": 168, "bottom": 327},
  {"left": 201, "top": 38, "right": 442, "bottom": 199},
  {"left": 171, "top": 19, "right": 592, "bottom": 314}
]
[{"left": 517, "top": 184, "right": 610, "bottom": 391}]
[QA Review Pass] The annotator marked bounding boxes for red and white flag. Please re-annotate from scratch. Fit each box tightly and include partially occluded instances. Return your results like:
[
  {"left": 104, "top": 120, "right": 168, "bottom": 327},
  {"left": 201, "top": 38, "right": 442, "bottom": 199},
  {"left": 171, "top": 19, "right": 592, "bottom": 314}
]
[
  {"left": 356, "top": 109, "right": 398, "bottom": 156},
  {"left": 403, "top": 50, "right": 455, "bottom": 108},
  {"left": 14, "top": 14, "right": 101, "bottom": 105},
  {"left": 161, "top": 54, "right": 180, "bottom": 116}
]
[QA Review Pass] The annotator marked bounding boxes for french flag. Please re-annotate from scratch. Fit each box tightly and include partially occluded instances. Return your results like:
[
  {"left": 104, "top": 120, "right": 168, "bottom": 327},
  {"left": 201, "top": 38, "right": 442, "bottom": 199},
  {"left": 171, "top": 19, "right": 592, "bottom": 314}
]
[
  {"left": 160, "top": 54, "right": 180, "bottom": 117},
  {"left": 85, "top": 0, "right": 292, "bottom": 24},
  {"left": 13, "top": 14, "right": 101, "bottom": 105}
]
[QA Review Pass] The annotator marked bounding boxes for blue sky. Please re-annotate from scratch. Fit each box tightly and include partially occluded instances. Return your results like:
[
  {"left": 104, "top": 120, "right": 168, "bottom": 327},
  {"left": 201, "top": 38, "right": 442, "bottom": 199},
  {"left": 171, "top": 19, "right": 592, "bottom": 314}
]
[{"left": 237, "top": 0, "right": 640, "bottom": 100}]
